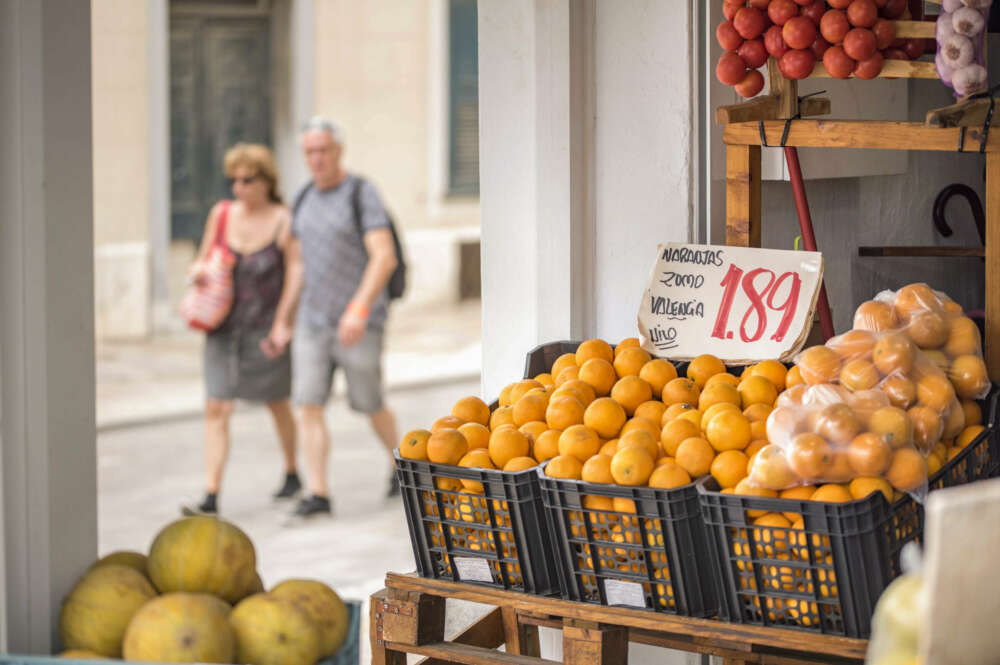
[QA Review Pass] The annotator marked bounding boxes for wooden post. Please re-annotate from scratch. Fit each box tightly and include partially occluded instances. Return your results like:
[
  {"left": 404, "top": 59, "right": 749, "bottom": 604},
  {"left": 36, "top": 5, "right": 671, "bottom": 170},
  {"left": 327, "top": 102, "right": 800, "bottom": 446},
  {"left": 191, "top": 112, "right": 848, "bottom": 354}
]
[
  {"left": 369, "top": 590, "right": 406, "bottom": 665},
  {"left": 726, "top": 144, "right": 762, "bottom": 247},
  {"left": 563, "top": 618, "right": 628, "bottom": 665},
  {"left": 987, "top": 152, "right": 1000, "bottom": 383},
  {"left": 502, "top": 607, "right": 541, "bottom": 657},
  {"left": 381, "top": 590, "right": 446, "bottom": 646},
  {"left": 768, "top": 59, "right": 798, "bottom": 120}
]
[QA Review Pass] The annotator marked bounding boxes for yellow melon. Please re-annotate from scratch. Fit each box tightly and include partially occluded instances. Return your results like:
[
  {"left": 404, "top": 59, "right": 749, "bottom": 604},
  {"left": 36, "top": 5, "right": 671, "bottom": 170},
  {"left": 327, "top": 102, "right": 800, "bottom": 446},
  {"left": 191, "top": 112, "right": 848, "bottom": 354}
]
[
  {"left": 270, "top": 579, "right": 349, "bottom": 657},
  {"left": 58, "top": 651, "right": 104, "bottom": 659},
  {"left": 59, "top": 564, "right": 157, "bottom": 657},
  {"left": 147, "top": 516, "right": 256, "bottom": 603},
  {"left": 122, "top": 592, "right": 235, "bottom": 663},
  {"left": 90, "top": 551, "right": 148, "bottom": 578},
  {"left": 230, "top": 594, "right": 321, "bottom": 665}
]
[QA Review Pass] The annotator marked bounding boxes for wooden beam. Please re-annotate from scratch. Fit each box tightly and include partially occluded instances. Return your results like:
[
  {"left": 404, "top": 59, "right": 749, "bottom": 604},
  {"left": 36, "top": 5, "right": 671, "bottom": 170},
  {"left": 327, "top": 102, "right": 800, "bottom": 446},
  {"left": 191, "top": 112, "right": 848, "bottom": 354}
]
[
  {"left": 563, "top": 618, "right": 628, "bottom": 665},
  {"left": 726, "top": 144, "right": 762, "bottom": 247},
  {"left": 724, "top": 120, "right": 1000, "bottom": 152},
  {"left": 768, "top": 59, "right": 798, "bottom": 119},
  {"left": 502, "top": 607, "right": 541, "bottom": 658},
  {"left": 927, "top": 97, "right": 999, "bottom": 128},
  {"left": 858, "top": 246, "right": 985, "bottom": 258},
  {"left": 387, "top": 641, "right": 561, "bottom": 665},
  {"left": 810, "top": 59, "right": 938, "bottom": 80},
  {"left": 892, "top": 20, "right": 936, "bottom": 39},
  {"left": 716, "top": 96, "right": 831, "bottom": 125},
  {"left": 370, "top": 591, "right": 407, "bottom": 665},
  {"left": 415, "top": 608, "right": 507, "bottom": 665},
  {"left": 987, "top": 152, "right": 1000, "bottom": 382}
]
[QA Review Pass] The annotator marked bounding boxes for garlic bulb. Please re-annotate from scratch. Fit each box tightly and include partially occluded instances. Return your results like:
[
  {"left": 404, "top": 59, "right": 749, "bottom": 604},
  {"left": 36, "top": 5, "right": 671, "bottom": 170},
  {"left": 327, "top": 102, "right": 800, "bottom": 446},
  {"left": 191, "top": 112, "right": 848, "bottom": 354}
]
[
  {"left": 953, "top": 64, "right": 988, "bottom": 97},
  {"left": 960, "top": 0, "right": 992, "bottom": 9},
  {"left": 940, "top": 34, "right": 974, "bottom": 69},
  {"left": 952, "top": 7, "right": 986, "bottom": 37},
  {"left": 935, "top": 54, "right": 955, "bottom": 86},
  {"left": 942, "top": 0, "right": 964, "bottom": 11},
  {"left": 936, "top": 13, "right": 956, "bottom": 43}
]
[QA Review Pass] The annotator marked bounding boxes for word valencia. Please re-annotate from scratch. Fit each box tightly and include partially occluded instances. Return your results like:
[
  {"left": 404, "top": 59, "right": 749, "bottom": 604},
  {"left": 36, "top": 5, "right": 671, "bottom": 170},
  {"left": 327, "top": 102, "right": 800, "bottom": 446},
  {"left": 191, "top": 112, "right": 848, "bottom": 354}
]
[{"left": 650, "top": 295, "right": 705, "bottom": 320}]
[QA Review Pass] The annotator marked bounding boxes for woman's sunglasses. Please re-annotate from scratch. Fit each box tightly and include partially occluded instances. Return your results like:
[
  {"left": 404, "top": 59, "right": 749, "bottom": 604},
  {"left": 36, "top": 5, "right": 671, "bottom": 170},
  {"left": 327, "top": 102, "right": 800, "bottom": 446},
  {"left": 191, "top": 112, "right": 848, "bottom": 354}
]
[{"left": 230, "top": 175, "right": 260, "bottom": 186}]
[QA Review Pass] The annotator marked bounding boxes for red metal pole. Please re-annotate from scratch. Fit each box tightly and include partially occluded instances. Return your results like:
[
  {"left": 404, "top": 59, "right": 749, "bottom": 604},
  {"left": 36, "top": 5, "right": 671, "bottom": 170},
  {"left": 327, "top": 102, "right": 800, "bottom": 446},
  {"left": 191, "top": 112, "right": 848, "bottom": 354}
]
[{"left": 784, "top": 145, "right": 836, "bottom": 341}]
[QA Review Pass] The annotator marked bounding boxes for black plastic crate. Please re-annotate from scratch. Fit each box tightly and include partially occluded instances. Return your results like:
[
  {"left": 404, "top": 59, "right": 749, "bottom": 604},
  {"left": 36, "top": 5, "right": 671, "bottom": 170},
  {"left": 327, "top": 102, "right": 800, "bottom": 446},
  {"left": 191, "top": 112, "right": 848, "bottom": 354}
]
[
  {"left": 539, "top": 473, "right": 717, "bottom": 616},
  {"left": 523, "top": 340, "right": 585, "bottom": 379},
  {"left": 930, "top": 388, "right": 999, "bottom": 490},
  {"left": 395, "top": 452, "right": 560, "bottom": 595}
]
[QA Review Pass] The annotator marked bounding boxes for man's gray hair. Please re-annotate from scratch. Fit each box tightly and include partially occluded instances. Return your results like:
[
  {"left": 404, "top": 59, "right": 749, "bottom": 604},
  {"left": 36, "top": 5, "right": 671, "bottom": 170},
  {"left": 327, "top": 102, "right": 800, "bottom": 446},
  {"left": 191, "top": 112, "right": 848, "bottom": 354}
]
[{"left": 301, "top": 116, "right": 345, "bottom": 145}]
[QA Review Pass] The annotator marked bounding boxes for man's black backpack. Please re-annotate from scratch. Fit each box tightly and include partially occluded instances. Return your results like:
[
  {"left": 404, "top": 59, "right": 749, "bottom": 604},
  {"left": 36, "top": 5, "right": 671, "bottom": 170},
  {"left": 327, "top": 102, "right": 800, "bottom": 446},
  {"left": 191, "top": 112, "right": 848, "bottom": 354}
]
[{"left": 292, "top": 177, "right": 407, "bottom": 300}]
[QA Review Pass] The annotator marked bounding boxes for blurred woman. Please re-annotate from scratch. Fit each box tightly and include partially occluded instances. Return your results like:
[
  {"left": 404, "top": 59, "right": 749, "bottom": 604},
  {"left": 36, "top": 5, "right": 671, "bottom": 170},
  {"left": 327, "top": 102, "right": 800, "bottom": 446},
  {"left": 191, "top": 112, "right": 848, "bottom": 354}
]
[{"left": 184, "top": 143, "right": 302, "bottom": 514}]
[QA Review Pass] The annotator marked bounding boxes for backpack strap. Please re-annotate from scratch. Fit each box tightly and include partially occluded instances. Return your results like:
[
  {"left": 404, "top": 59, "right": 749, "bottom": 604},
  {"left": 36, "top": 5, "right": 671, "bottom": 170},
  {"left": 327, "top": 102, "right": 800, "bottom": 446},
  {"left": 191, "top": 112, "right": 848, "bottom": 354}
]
[
  {"left": 350, "top": 176, "right": 365, "bottom": 238},
  {"left": 291, "top": 183, "right": 313, "bottom": 217},
  {"left": 213, "top": 200, "right": 231, "bottom": 248}
]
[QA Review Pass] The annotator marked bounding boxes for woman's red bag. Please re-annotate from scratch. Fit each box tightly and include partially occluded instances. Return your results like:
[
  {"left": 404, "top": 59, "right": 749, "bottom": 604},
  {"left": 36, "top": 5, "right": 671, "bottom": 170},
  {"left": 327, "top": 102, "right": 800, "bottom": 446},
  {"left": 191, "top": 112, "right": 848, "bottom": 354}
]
[{"left": 179, "top": 201, "right": 236, "bottom": 332}]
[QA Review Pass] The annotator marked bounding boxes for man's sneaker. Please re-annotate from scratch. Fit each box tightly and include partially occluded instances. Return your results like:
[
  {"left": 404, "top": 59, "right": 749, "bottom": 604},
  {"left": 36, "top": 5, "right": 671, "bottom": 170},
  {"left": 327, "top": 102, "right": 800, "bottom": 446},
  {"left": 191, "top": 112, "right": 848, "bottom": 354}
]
[
  {"left": 273, "top": 472, "right": 302, "bottom": 500},
  {"left": 181, "top": 492, "right": 217, "bottom": 516},
  {"left": 293, "top": 495, "right": 332, "bottom": 518},
  {"left": 386, "top": 472, "right": 400, "bottom": 498}
]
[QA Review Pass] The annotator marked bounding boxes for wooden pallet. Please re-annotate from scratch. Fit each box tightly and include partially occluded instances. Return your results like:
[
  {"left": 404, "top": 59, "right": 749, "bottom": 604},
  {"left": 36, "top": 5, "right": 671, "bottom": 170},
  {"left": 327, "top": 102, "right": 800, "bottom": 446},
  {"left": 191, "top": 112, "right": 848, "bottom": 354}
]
[{"left": 371, "top": 573, "right": 868, "bottom": 665}]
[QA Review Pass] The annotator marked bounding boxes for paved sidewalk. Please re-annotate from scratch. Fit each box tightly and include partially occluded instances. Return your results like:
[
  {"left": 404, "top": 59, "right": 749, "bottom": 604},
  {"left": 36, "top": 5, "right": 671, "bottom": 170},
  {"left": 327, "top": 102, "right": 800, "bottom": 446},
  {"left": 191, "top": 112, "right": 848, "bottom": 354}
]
[{"left": 96, "top": 301, "right": 482, "bottom": 430}]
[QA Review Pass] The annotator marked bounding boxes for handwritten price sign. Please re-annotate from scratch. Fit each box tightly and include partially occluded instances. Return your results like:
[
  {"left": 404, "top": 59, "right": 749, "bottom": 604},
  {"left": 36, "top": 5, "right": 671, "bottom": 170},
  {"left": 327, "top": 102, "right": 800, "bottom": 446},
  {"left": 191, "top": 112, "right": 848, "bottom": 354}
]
[{"left": 637, "top": 244, "right": 823, "bottom": 363}]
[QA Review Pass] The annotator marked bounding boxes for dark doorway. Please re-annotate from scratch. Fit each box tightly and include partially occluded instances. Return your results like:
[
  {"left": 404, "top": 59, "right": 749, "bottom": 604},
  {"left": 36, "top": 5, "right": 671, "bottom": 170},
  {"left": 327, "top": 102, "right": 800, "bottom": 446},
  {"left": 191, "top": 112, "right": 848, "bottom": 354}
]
[{"left": 169, "top": 5, "right": 271, "bottom": 241}]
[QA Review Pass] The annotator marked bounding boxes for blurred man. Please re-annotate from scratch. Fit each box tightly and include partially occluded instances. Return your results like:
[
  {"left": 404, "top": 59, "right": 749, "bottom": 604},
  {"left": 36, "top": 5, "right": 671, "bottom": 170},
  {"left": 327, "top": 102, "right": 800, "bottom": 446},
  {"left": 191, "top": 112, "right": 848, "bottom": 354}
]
[{"left": 268, "top": 117, "right": 400, "bottom": 518}]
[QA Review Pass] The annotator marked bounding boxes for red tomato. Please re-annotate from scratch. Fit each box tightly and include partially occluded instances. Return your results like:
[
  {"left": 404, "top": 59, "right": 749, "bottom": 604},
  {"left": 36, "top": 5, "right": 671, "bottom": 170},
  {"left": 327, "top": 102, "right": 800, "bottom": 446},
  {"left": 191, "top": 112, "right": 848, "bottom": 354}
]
[
  {"left": 873, "top": 0, "right": 888, "bottom": 6},
  {"left": 783, "top": 16, "right": 816, "bottom": 49},
  {"left": 779, "top": 48, "right": 816, "bottom": 79},
  {"left": 735, "top": 69, "right": 766, "bottom": 98},
  {"left": 846, "top": 0, "right": 878, "bottom": 28},
  {"left": 879, "top": 0, "right": 906, "bottom": 19},
  {"left": 882, "top": 47, "right": 909, "bottom": 60},
  {"left": 767, "top": 0, "right": 799, "bottom": 26},
  {"left": 723, "top": 1, "right": 743, "bottom": 22},
  {"left": 764, "top": 24, "right": 790, "bottom": 57},
  {"left": 717, "top": 21, "right": 745, "bottom": 51},
  {"left": 843, "top": 27, "right": 877, "bottom": 61},
  {"left": 801, "top": 1, "right": 826, "bottom": 26},
  {"left": 738, "top": 38, "right": 769, "bottom": 68},
  {"left": 748, "top": 0, "right": 771, "bottom": 9},
  {"left": 811, "top": 35, "right": 831, "bottom": 59},
  {"left": 820, "top": 10, "right": 850, "bottom": 43},
  {"left": 792, "top": 0, "right": 812, "bottom": 5},
  {"left": 822, "top": 44, "right": 857, "bottom": 78},
  {"left": 854, "top": 51, "right": 884, "bottom": 79},
  {"left": 827, "top": 0, "right": 851, "bottom": 8},
  {"left": 902, "top": 38, "right": 925, "bottom": 60},
  {"left": 871, "top": 18, "right": 895, "bottom": 49},
  {"left": 734, "top": 7, "right": 768, "bottom": 39},
  {"left": 717, "top": 52, "right": 750, "bottom": 85}
]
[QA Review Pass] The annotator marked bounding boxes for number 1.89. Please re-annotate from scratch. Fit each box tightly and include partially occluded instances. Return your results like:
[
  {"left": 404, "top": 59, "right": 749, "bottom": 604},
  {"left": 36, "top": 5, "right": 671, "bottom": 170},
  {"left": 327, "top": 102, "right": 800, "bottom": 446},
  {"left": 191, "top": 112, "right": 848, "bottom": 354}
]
[{"left": 710, "top": 264, "right": 802, "bottom": 344}]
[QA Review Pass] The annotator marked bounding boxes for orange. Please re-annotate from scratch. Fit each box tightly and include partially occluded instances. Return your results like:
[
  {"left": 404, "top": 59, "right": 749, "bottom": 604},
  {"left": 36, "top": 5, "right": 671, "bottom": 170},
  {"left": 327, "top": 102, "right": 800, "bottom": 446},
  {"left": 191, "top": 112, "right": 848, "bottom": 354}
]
[
  {"left": 787, "top": 433, "right": 833, "bottom": 480},
  {"left": 750, "top": 420, "right": 767, "bottom": 441},
  {"left": 558, "top": 424, "right": 601, "bottom": 463},
  {"left": 778, "top": 485, "right": 816, "bottom": 521},
  {"left": 907, "top": 405, "right": 942, "bottom": 451},
  {"left": 706, "top": 410, "right": 752, "bottom": 452},
  {"left": 957, "top": 425, "right": 985, "bottom": 449},
  {"left": 399, "top": 429, "right": 432, "bottom": 461},
  {"left": 545, "top": 395, "right": 585, "bottom": 430},
  {"left": 620, "top": 417, "right": 661, "bottom": 442},
  {"left": 705, "top": 372, "right": 740, "bottom": 388},
  {"left": 559, "top": 379, "right": 597, "bottom": 407},
  {"left": 578, "top": 358, "right": 617, "bottom": 397},
  {"left": 427, "top": 429, "right": 469, "bottom": 465},
  {"left": 941, "top": 399, "right": 966, "bottom": 439},
  {"left": 831, "top": 329, "right": 877, "bottom": 360},
  {"left": 872, "top": 333, "right": 915, "bottom": 377},
  {"left": 489, "top": 427, "right": 530, "bottom": 468},
  {"left": 533, "top": 429, "right": 562, "bottom": 462},
  {"left": 796, "top": 346, "right": 842, "bottom": 385},
  {"left": 613, "top": 346, "right": 651, "bottom": 378},
  {"left": 662, "top": 402, "right": 695, "bottom": 424},
  {"left": 825, "top": 451, "right": 854, "bottom": 483},
  {"left": 768, "top": 405, "right": 805, "bottom": 442},
  {"left": 614, "top": 337, "right": 641, "bottom": 357},
  {"left": 648, "top": 460, "right": 692, "bottom": 489},
  {"left": 634, "top": 400, "right": 667, "bottom": 426},
  {"left": 498, "top": 383, "right": 515, "bottom": 407},
  {"left": 509, "top": 379, "right": 544, "bottom": 405},
  {"left": 513, "top": 393, "right": 549, "bottom": 426},
  {"left": 885, "top": 448, "right": 927, "bottom": 492},
  {"left": 881, "top": 375, "right": 916, "bottom": 409},
  {"left": 504, "top": 456, "right": 538, "bottom": 472},
  {"left": 581, "top": 454, "right": 614, "bottom": 484},
  {"left": 662, "top": 377, "right": 700, "bottom": 406},
  {"left": 950, "top": 354, "right": 990, "bottom": 400},
  {"left": 906, "top": 311, "right": 948, "bottom": 349},
  {"left": 733, "top": 479, "right": 779, "bottom": 518},
  {"left": 748, "top": 445, "right": 799, "bottom": 490},
  {"left": 613, "top": 497, "right": 637, "bottom": 513},
  {"left": 847, "top": 432, "right": 892, "bottom": 476},
  {"left": 751, "top": 360, "right": 788, "bottom": 391},
  {"left": 785, "top": 365, "right": 805, "bottom": 387},
  {"left": 894, "top": 283, "right": 941, "bottom": 322},
  {"left": 711, "top": 450, "right": 750, "bottom": 489},
  {"left": 743, "top": 403, "right": 773, "bottom": 423},
  {"left": 926, "top": 452, "right": 943, "bottom": 477},
  {"left": 813, "top": 403, "right": 861, "bottom": 445},
  {"left": 610, "top": 376, "right": 653, "bottom": 416},
  {"left": 675, "top": 437, "right": 715, "bottom": 478},
  {"left": 452, "top": 396, "right": 491, "bottom": 426},
  {"left": 654, "top": 455, "right": 673, "bottom": 467},
  {"left": 459, "top": 449, "right": 495, "bottom": 492},
  {"left": 610, "top": 446, "right": 655, "bottom": 486},
  {"left": 583, "top": 495, "right": 614, "bottom": 512},
  {"left": 599, "top": 438, "right": 619, "bottom": 456},
  {"left": 436, "top": 477, "right": 463, "bottom": 492},
  {"left": 518, "top": 421, "right": 548, "bottom": 444},
  {"left": 961, "top": 399, "right": 982, "bottom": 426},
  {"left": 675, "top": 408, "right": 703, "bottom": 428},
  {"left": 459, "top": 422, "right": 491, "bottom": 450},
  {"left": 490, "top": 406, "right": 516, "bottom": 431},
  {"left": 923, "top": 349, "right": 950, "bottom": 374},
  {"left": 738, "top": 375, "right": 778, "bottom": 409},
  {"left": 847, "top": 389, "right": 889, "bottom": 427},
  {"left": 854, "top": 300, "right": 899, "bottom": 332},
  {"left": 745, "top": 439, "right": 768, "bottom": 462},
  {"left": 810, "top": 484, "right": 852, "bottom": 503},
  {"left": 698, "top": 383, "right": 741, "bottom": 411},
  {"left": 618, "top": 429, "right": 659, "bottom": 460},
  {"left": 660, "top": 419, "right": 700, "bottom": 457},
  {"left": 687, "top": 354, "right": 726, "bottom": 388},
  {"left": 545, "top": 455, "right": 583, "bottom": 480},
  {"left": 944, "top": 316, "right": 981, "bottom": 357},
  {"left": 942, "top": 299, "right": 964, "bottom": 316},
  {"left": 701, "top": 402, "right": 740, "bottom": 430},
  {"left": 575, "top": 339, "right": 614, "bottom": 366},
  {"left": 947, "top": 446, "right": 962, "bottom": 461},
  {"left": 916, "top": 374, "right": 955, "bottom": 412},
  {"left": 551, "top": 353, "right": 578, "bottom": 379},
  {"left": 432, "top": 415, "right": 465, "bottom": 432},
  {"left": 752, "top": 513, "right": 792, "bottom": 557},
  {"left": 840, "top": 359, "right": 880, "bottom": 391},
  {"left": 869, "top": 406, "right": 912, "bottom": 449},
  {"left": 555, "top": 366, "right": 580, "bottom": 386},
  {"left": 639, "top": 359, "right": 678, "bottom": 395},
  {"left": 534, "top": 372, "right": 555, "bottom": 387},
  {"left": 583, "top": 397, "right": 627, "bottom": 439},
  {"left": 848, "top": 477, "right": 892, "bottom": 502}
]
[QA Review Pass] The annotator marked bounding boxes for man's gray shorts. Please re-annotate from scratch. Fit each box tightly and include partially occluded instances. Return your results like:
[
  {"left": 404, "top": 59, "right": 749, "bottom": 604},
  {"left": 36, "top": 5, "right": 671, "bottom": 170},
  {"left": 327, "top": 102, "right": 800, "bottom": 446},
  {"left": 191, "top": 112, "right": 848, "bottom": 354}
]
[{"left": 292, "top": 324, "right": 385, "bottom": 412}]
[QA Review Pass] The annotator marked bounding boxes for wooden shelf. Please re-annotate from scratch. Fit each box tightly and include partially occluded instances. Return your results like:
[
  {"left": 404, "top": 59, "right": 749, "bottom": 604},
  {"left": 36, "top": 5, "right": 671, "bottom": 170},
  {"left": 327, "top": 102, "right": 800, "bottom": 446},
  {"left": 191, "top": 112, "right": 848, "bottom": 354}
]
[
  {"left": 859, "top": 246, "right": 985, "bottom": 258},
  {"left": 723, "top": 119, "right": 1000, "bottom": 152}
]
